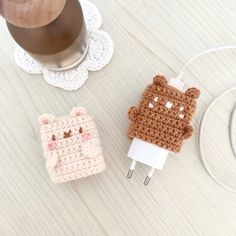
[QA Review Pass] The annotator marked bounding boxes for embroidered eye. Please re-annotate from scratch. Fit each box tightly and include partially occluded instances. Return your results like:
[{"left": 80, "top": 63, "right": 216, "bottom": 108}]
[
  {"left": 165, "top": 101, "right": 173, "bottom": 109},
  {"left": 63, "top": 130, "right": 72, "bottom": 138},
  {"left": 179, "top": 106, "right": 184, "bottom": 111},
  {"left": 51, "top": 135, "right": 56, "bottom": 141},
  {"left": 154, "top": 96, "right": 159, "bottom": 102},
  {"left": 148, "top": 102, "right": 154, "bottom": 108},
  {"left": 79, "top": 127, "right": 83, "bottom": 133}
]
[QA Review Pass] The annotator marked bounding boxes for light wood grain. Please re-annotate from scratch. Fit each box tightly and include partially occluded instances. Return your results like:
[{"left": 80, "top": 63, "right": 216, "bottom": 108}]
[{"left": 0, "top": 0, "right": 236, "bottom": 235}]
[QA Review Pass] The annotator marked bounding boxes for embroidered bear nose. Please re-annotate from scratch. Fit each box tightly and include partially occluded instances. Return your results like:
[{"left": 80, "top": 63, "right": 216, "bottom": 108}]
[
  {"left": 63, "top": 130, "right": 72, "bottom": 138},
  {"left": 165, "top": 101, "right": 173, "bottom": 109}
]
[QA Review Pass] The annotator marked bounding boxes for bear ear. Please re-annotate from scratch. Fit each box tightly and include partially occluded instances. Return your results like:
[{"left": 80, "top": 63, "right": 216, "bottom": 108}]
[
  {"left": 153, "top": 75, "right": 167, "bottom": 86},
  {"left": 185, "top": 87, "right": 200, "bottom": 99},
  {"left": 70, "top": 106, "right": 87, "bottom": 117},
  {"left": 38, "top": 114, "right": 55, "bottom": 125}
]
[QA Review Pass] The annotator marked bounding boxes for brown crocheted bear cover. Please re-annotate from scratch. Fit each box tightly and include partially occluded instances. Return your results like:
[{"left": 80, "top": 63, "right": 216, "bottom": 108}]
[{"left": 128, "top": 75, "right": 200, "bottom": 153}]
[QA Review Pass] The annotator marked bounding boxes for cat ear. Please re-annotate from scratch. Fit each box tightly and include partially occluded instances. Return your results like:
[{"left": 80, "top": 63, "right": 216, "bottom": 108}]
[
  {"left": 153, "top": 75, "right": 167, "bottom": 86},
  {"left": 38, "top": 114, "right": 55, "bottom": 125},
  {"left": 185, "top": 88, "right": 200, "bottom": 99},
  {"left": 70, "top": 107, "right": 87, "bottom": 117}
]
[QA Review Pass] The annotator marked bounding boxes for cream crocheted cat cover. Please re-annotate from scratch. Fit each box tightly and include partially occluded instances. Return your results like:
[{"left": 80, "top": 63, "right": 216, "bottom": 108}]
[{"left": 39, "top": 107, "right": 105, "bottom": 183}]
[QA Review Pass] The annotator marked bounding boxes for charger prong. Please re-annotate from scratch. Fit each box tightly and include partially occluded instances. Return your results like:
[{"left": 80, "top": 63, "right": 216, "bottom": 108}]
[
  {"left": 144, "top": 176, "right": 151, "bottom": 185},
  {"left": 127, "top": 169, "right": 133, "bottom": 179},
  {"left": 127, "top": 160, "right": 136, "bottom": 179},
  {"left": 144, "top": 167, "right": 155, "bottom": 185}
]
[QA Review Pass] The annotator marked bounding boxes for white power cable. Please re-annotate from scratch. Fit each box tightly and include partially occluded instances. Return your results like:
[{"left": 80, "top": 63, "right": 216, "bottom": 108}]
[
  {"left": 230, "top": 104, "right": 236, "bottom": 158},
  {"left": 175, "top": 45, "right": 236, "bottom": 192},
  {"left": 199, "top": 87, "right": 236, "bottom": 192},
  {"left": 176, "top": 45, "right": 236, "bottom": 81}
]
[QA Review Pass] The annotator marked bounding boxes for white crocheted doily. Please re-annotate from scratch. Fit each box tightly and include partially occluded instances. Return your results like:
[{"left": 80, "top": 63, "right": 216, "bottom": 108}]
[{"left": 14, "top": 0, "right": 114, "bottom": 91}]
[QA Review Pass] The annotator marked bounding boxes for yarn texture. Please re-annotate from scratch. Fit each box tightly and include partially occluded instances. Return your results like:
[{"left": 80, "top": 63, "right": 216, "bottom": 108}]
[
  {"left": 128, "top": 75, "right": 200, "bottom": 153},
  {"left": 39, "top": 107, "right": 106, "bottom": 183}
]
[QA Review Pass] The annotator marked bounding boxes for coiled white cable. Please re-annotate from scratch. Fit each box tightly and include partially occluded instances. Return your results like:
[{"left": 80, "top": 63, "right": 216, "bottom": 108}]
[
  {"left": 175, "top": 45, "right": 236, "bottom": 192},
  {"left": 230, "top": 104, "right": 236, "bottom": 158},
  {"left": 199, "top": 87, "right": 236, "bottom": 192}
]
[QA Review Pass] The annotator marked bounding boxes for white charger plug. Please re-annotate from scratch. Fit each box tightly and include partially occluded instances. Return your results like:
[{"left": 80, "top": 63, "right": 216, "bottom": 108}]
[{"left": 127, "top": 78, "right": 185, "bottom": 185}]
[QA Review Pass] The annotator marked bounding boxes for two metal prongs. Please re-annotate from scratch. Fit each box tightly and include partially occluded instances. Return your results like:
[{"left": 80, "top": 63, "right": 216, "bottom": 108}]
[{"left": 127, "top": 160, "right": 156, "bottom": 185}]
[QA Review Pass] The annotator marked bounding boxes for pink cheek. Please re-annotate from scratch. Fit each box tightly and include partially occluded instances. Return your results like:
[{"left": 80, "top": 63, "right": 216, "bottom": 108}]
[
  {"left": 47, "top": 141, "right": 58, "bottom": 151},
  {"left": 82, "top": 132, "right": 93, "bottom": 141}
]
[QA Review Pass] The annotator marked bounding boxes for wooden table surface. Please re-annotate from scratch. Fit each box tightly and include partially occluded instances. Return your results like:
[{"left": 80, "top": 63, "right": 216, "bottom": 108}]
[{"left": 0, "top": 0, "right": 236, "bottom": 235}]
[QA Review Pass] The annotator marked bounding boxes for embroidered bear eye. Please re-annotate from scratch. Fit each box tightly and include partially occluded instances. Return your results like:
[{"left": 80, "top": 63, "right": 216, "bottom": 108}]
[
  {"left": 148, "top": 96, "right": 160, "bottom": 109},
  {"left": 154, "top": 96, "right": 159, "bottom": 102},
  {"left": 63, "top": 130, "right": 72, "bottom": 138},
  {"left": 51, "top": 135, "right": 56, "bottom": 141},
  {"left": 148, "top": 102, "right": 154, "bottom": 108},
  {"left": 79, "top": 127, "right": 83, "bottom": 133}
]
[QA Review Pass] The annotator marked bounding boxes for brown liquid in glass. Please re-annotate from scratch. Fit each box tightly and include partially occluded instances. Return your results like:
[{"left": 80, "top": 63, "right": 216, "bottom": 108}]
[{"left": 7, "top": 0, "right": 84, "bottom": 55}]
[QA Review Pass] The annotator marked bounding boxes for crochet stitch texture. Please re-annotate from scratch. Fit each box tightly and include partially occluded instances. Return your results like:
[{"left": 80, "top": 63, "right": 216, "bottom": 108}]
[
  {"left": 39, "top": 107, "right": 105, "bottom": 183},
  {"left": 128, "top": 75, "right": 200, "bottom": 153}
]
